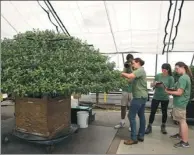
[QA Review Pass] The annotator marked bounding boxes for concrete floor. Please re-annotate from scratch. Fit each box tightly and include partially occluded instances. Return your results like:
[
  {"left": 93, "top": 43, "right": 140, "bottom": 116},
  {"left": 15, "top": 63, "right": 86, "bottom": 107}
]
[
  {"left": 1, "top": 104, "right": 194, "bottom": 154},
  {"left": 117, "top": 126, "right": 194, "bottom": 154}
]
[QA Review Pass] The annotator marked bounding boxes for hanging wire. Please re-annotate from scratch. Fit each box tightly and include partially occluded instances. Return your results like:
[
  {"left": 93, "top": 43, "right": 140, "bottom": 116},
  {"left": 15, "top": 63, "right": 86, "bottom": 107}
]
[
  {"left": 45, "top": 0, "right": 70, "bottom": 36},
  {"left": 43, "top": 0, "right": 67, "bottom": 35},
  {"left": 170, "top": 0, "right": 184, "bottom": 51},
  {"left": 165, "top": 0, "right": 178, "bottom": 55},
  {"left": 162, "top": 0, "right": 173, "bottom": 54},
  {"left": 9, "top": 1, "right": 33, "bottom": 29},
  {"left": 1, "top": 13, "right": 18, "bottom": 33},
  {"left": 37, "top": 0, "right": 60, "bottom": 33}
]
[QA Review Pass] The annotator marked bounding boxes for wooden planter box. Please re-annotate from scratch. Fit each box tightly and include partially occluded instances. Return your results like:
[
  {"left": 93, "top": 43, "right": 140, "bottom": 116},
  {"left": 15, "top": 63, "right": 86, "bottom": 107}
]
[{"left": 15, "top": 96, "right": 71, "bottom": 139}]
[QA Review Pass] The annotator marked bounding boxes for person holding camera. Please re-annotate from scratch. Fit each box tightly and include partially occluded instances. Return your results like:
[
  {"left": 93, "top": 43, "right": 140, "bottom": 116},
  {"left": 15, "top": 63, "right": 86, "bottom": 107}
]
[
  {"left": 114, "top": 54, "right": 134, "bottom": 130},
  {"left": 121, "top": 58, "right": 147, "bottom": 145},
  {"left": 145, "top": 63, "right": 174, "bottom": 135}
]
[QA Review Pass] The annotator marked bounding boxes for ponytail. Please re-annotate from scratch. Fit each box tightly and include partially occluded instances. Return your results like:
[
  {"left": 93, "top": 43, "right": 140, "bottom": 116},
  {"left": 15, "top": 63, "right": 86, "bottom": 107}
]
[
  {"left": 185, "top": 65, "right": 193, "bottom": 81},
  {"left": 175, "top": 61, "right": 193, "bottom": 81},
  {"left": 168, "top": 67, "right": 172, "bottom": 76}
]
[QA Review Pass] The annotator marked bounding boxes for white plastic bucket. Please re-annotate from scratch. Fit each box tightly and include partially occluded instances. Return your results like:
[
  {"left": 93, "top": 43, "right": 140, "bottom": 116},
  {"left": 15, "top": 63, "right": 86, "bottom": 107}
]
[{"left": 77, "top": 111, "right": 89, "bottom": 128}]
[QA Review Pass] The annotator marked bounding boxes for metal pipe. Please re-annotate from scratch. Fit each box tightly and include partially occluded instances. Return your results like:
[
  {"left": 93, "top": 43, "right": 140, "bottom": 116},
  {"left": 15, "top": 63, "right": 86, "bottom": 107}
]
[
  {"left": 155, "top": 54, "right": 158, "bottom": 75},
  {"left": 104, "top": 1, "right": 119, "bottom": 54},
  {"left": 191, "top": 54, "right": 194, "bottom": 66},
  {"left": 122, "top": 53, "right": 125, "bottom": 65}
]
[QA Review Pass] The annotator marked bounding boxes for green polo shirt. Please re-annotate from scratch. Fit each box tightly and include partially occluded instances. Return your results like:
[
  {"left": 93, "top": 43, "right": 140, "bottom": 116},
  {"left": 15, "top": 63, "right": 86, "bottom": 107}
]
[
  {"left": 153, "top": 73, "right": 175, "bottom": 101},
  {"left": 173, "top": 74, "right": 191, "bottom": 109},
  {"left": 132, "top": 67, "right": 148, "bottom": 99}
]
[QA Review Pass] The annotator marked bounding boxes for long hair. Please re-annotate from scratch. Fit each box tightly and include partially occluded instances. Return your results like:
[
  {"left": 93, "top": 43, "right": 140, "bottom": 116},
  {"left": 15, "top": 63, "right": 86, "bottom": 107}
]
[
  {"left": 162, "top": 63, "right": 172, "bottom": 76},
  {"left": 175, "top": 62, "right": 193, "bottom": 81}
]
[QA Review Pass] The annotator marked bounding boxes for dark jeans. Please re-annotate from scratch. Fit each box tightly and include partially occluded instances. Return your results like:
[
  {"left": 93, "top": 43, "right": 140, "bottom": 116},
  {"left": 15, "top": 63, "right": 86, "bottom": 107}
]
[
  {"left": 128, "top": 98, "right": 147, "bottom": 141},
  {"left": 149, "top": 99, "right": 169, "bottom": 124}
]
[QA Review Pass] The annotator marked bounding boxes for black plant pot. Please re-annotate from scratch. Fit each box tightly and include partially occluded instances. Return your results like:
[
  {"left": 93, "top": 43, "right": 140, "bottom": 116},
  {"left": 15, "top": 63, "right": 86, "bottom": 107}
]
[{"left": 186, "top": 99, "right": 194, "bottom": 124}]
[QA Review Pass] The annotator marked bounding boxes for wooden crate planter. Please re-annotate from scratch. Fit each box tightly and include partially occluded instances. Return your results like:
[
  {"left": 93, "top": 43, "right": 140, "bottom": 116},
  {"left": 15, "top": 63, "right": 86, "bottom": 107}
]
[{"left": 15, "top": 96, "right": 71, "bottom": 139}]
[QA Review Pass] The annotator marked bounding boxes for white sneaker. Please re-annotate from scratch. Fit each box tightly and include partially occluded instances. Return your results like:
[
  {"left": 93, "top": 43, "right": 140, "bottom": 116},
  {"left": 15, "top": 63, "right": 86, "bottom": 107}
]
[{"left": 114, "top": 122, "right": 125, "bottom": 129}]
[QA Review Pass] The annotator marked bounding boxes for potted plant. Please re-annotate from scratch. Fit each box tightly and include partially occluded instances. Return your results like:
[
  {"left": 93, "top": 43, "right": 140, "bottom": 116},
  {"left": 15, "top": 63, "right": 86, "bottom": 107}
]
[{"left": 1, "top": 30, "right": 127, "bottom": 138}]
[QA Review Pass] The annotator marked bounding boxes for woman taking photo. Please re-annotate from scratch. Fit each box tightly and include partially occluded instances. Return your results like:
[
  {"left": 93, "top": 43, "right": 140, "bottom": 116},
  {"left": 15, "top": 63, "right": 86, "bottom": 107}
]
[
  {"left": 121, "top": 58, "right": 148, "bottom": 145},
  {"left": 165, "top": 62, "right": 192, "bottom": 148},
  {"left": 145, "top": 63, "right": 174, "bottom": 134}
]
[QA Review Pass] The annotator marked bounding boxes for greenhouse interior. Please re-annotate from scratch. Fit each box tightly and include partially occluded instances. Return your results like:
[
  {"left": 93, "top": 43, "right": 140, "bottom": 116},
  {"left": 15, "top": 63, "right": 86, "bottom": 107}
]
[{"left": 1, "top": 0, "right": 194, "bottom": 154}]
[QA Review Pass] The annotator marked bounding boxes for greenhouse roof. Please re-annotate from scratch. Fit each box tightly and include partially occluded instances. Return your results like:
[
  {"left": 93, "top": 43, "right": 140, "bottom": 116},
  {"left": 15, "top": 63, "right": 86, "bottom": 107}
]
[{"left": 1, "top": 1, "right": 194, "bottom": 73}]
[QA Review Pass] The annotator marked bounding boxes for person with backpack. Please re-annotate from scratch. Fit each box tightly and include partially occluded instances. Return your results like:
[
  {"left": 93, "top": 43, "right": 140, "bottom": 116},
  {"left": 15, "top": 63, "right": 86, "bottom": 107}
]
[{"left": 145, "top": 63, "right": 174, "bottom": 134}]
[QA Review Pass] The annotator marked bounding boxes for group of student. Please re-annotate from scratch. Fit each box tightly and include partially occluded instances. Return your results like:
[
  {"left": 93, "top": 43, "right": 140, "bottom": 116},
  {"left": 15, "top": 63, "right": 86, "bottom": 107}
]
[{"left": 114, "top": 54, "right": 193, "bottom": 148}]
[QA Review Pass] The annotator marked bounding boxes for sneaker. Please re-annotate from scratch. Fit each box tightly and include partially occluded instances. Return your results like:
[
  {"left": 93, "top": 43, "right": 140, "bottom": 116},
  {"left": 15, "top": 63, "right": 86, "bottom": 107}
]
[
  {"left": 124, "top": 139, "right": 138, "bottom": 145},
  {"left": 170, "top": 133, "right": 181, "bottom": 140},
  {"left": 114, "top": 122, "right": 125, "bottom": 129},
  {"left": 174, "top": 141, "right": 190, "bottom": 148}
]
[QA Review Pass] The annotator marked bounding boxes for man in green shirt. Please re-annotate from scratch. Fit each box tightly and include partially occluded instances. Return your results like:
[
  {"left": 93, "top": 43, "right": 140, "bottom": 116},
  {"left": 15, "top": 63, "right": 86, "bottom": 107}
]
[
  {"left": 114, "top": 54, "right": 133, "bottom": 131},
  {"left": 166, "top": 62, "right": 192, "bottom": 148}
]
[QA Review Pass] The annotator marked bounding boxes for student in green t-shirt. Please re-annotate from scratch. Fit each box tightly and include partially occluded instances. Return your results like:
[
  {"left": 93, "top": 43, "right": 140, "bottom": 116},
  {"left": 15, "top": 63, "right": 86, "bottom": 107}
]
[
  {"left": 165, "top": 62, "right": 193, "bottom": 148},
  {"left": 145, "top": 63, "right": 174, "bottom": 135},
  {"left": 121, "top": 58, "right": 148, "bottom": 145},
  {"left": 114, "top": 54, "right": 133, "bottom": 131}
]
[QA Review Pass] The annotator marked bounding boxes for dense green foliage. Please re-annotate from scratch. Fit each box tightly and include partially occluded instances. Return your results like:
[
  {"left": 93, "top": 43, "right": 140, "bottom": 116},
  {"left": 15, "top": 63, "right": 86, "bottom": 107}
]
[{"left": 1, "top": 30, "right": 127, "bottom": 98}]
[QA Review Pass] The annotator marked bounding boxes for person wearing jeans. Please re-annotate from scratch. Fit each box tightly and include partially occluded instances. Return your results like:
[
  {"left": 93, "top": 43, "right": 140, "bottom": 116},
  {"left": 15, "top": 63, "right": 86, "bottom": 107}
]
[
  {"left": 121, "top": 58, "right": 148, "bottom": 145},
  {"left": 145, "top": 63, "right": 174, "bottom": 134}
]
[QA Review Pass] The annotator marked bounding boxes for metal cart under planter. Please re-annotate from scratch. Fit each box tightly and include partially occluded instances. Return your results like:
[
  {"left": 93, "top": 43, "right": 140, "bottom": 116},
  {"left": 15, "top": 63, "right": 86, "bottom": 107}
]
[{"left": 2, "top": 124, "right": 79, "bottom": 154}]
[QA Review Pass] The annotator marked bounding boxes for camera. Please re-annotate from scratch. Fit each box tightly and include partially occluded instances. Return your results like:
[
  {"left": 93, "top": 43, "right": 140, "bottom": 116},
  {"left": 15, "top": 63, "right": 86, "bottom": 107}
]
[{"left": 124, "top": 60, "right": 131, "bottom": 68}]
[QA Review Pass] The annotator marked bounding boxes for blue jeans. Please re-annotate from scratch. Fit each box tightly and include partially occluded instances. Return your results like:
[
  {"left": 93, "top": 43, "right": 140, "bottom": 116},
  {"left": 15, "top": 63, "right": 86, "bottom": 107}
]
[{"left": 128, "top": 98, "right": 147, "bottom": 141}]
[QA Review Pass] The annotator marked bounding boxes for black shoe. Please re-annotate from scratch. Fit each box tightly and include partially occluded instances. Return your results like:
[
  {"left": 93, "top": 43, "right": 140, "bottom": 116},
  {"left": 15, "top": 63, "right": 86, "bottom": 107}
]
[
  {"left": 145, "top": 124, "right": 152, "bottom": 134},
  {"left": 174, "top": 141, "right": 190, "bottom": 148},
  {"left": 161, "top": 124, "right": 167, "bottom": 134},
  {"left": 137, "top": 137, "right": 144, "bottom": 142}
]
